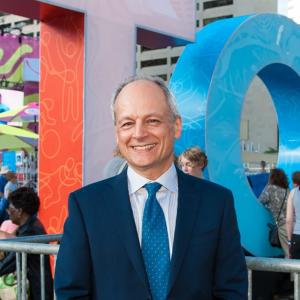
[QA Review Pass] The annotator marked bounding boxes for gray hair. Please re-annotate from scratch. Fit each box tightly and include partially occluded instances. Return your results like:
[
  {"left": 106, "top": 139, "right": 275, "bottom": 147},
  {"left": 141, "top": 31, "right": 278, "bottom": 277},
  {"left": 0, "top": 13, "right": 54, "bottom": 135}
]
[{"left": 111, "top": 75, "right": 180, "bottom": 124}]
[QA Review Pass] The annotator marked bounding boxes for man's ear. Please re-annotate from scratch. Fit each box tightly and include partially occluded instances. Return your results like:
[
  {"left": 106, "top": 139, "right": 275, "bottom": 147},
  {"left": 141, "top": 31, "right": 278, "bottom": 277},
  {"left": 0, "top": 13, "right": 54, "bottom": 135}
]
[{"left": 174, "top": 116, "right": 182, "bottom": 139}]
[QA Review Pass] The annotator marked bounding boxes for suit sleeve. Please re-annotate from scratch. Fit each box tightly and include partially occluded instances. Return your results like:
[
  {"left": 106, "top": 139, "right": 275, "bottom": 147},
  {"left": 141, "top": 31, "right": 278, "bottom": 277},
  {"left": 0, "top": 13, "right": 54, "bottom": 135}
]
[
  {"left": 0, "top": 252, "right": 16, "bottom": 275},
  {"left": 54, "top": 193, "right": 92, "bottom": 300},
  {"left": 213, "top": 190, "right": 248, "bottom": 300}
]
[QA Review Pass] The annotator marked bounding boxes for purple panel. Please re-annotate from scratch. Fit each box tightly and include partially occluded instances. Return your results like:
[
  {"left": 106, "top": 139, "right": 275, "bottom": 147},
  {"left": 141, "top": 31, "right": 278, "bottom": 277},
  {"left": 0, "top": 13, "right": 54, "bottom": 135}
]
[
  {"left": 0, "top": 35, "right": 39, "bottom": 79},
  {"left": 24, "top": 82, "right": 39, "bottom": 98},
  {"left": 0, "top": 35, "right": 39, "bottom": 96},
  {"left": 0, "top": 0, "right": 40, "bottom": 20}
]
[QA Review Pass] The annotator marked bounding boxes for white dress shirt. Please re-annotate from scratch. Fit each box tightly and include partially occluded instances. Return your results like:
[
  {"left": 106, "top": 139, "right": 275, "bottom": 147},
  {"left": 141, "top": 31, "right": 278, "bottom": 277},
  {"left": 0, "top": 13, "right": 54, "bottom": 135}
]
[{"left": 127, "top": 164, "right": 178, "bottom": 257}]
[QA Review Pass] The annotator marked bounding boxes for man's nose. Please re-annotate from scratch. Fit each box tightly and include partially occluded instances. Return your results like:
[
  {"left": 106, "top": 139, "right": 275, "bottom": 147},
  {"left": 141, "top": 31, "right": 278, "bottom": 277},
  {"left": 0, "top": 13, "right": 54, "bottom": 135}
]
[{"left": 133, "top": 121, "right": 147, "bottom": 138}]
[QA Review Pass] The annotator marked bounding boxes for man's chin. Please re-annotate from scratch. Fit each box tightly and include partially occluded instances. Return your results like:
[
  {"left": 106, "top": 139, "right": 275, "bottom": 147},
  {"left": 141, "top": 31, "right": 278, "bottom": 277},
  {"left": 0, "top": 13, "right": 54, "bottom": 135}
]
[{"left": 127, "top": 161, "right": 154, "bottom": 171}]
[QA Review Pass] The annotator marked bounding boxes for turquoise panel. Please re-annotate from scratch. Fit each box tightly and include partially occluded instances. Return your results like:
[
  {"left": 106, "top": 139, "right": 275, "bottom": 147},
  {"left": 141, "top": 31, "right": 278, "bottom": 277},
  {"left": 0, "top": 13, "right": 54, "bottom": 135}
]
[{"left": 170, "top": 14, "right": 300, "bottom": 257}]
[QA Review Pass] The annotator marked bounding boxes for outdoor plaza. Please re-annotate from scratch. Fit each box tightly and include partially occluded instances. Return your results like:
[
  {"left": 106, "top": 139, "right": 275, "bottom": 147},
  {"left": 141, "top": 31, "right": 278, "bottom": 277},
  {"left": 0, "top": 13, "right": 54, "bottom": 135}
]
[{"left": 0, "top": 0, "right": 299, "bottom": 299}]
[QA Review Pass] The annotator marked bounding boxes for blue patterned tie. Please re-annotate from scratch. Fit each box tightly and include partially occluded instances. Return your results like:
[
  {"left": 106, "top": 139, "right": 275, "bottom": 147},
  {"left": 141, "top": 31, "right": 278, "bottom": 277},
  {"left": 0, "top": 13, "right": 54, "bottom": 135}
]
[{"left": 142, "top": 182, "right": 170, "bottom": 300}]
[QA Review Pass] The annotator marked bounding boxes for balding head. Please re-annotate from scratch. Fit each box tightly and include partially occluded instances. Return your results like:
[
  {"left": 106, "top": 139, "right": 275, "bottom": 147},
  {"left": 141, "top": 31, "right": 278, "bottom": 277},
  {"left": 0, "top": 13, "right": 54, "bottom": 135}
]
[{"left": 111, "top": 75, "right": 180, "bottom": 124}]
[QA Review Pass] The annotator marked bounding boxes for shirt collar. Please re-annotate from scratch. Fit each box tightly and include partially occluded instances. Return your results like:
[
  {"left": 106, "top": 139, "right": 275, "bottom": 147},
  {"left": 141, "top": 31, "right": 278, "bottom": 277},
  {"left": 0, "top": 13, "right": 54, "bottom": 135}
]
[{"left": 127, "top": 164, "right": 178, "bottom": 194}]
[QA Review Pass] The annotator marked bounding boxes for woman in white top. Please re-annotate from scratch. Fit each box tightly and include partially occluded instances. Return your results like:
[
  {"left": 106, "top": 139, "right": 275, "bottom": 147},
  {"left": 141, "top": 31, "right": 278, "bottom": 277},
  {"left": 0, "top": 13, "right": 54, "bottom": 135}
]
[{"left": 286, "top": 171, "right": 300, "bottom": 258}]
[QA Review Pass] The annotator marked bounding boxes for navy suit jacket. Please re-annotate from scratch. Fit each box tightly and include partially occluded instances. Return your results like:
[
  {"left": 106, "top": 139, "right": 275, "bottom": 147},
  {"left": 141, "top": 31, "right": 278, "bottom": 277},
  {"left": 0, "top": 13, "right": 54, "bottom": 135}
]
[{"left": 55, "top": 168, "right": 247, "bottom": 300}]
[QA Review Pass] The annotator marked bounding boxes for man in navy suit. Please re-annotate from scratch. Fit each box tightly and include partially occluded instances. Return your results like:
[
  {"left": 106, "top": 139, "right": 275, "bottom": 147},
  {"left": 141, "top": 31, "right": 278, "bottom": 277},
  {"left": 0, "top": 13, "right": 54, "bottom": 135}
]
[{"left": 55, "top": 76, "right": 248, "bottom": 300}]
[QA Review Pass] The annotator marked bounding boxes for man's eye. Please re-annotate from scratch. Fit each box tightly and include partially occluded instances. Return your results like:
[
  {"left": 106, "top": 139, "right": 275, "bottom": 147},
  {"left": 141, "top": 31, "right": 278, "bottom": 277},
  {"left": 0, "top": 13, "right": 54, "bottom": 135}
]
[
  {"left": 147, "top": 119, "right": 160, "bottom": 125},
  {"left": 121, "top": 122, "right": 133, "bottom": 128}
]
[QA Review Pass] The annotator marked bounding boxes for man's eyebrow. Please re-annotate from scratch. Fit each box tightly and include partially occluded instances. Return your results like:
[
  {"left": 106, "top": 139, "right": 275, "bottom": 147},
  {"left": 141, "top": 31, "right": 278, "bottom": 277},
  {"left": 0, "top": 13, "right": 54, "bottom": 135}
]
[
  {"left": 142, "top": 112, "right": 167, "bottom": 119},
  {"left": 115, "top": 117, "right": 135, "bottom": 126},
  {"left": 117, "top": 113, "right": 164, "bottom": 123},
  {"left": 117, "top": 116, "right": 133, "bottom": 123}
]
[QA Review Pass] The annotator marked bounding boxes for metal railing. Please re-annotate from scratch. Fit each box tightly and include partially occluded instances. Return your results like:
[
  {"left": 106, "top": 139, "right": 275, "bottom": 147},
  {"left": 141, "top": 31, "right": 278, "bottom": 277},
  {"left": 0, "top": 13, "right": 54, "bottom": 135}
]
[
  {"left": 246, "top": 256, "right": 300, "bottom": 300},
  {"left": 0, "top": 236, "right": 300, "bottom": 300},
  {"left": 0, "top": 234, "right": 61, "bottom": 300}
]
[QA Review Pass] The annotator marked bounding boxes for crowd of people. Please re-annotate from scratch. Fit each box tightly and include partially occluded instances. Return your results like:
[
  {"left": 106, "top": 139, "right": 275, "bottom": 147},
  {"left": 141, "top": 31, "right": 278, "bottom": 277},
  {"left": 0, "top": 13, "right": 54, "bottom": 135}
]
[
  {"left": 0, "top": 166, "right": 53, "bottom": 299},
  {"left": 252, "top": 166, "right": 300, "bottom": 260}
]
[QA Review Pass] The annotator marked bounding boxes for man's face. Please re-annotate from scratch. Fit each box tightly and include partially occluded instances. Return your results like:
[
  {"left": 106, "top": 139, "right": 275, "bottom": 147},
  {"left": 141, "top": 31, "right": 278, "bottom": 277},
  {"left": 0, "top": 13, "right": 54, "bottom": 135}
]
[{"left": 114, "top": 80, "right": 182, "bottom": 179}]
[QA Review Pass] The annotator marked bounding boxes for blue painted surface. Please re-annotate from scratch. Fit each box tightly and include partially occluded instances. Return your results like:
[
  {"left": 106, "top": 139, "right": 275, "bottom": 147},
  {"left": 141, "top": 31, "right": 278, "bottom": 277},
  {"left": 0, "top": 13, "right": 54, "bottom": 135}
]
[
  {"left": 247, "top": 173, "right": 269, "bottom": 198},
  {"left": 0, "top": 104, "right": 9, "bottom": 114},
  {"left": 23, "top": 58, "right": 39, "bottom": 82},
  {"left": 2, "top": 151, "right": 16, "bottom": 172},
  {"left": 170, "top": 14, "right": 300, "bottom": 256}
]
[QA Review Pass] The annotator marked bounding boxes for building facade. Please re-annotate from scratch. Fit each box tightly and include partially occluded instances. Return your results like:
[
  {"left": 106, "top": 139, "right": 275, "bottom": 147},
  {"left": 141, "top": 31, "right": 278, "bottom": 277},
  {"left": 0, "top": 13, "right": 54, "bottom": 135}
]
[{"left": 0, "top": 13, "right": 39, "bottom": 37}]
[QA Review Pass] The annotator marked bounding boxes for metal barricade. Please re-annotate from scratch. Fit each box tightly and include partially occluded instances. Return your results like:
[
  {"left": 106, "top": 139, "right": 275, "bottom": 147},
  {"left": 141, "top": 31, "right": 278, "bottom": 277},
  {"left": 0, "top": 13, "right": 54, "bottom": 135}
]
[
  {"left": 0, "top": 234, "right": 61, "bottom": 300},
  {"left": 0, "top": 236, "right": 300, "bottom": 300},
  {"left": 246, "top": 256, "right": 300, "bottom": 300}
]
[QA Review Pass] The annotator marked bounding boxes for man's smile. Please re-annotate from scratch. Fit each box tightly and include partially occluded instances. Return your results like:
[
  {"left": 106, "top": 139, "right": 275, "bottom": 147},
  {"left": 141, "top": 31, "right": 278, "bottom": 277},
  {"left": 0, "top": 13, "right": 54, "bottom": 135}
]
[{"left": 131, "top": 143, "right": 157, "bottom": 151}]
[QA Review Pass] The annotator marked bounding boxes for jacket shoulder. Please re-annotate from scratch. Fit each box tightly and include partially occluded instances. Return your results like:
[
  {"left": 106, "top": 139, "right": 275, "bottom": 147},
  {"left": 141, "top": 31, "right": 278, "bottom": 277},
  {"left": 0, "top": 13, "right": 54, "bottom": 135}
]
[
  {"left": 179, "top": 170, "right": 232, "bottom": 196},
  {"left": 70, "top": 173, "right": 124, "bottom": 204}
]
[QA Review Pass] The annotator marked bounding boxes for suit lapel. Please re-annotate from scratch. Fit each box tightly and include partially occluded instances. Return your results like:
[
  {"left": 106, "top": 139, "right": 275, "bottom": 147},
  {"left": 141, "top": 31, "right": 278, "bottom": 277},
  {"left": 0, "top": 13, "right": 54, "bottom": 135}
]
[
  {"left": 106, "top": 168, "right": 201, "bottom": 293},
  {"left": 168, "top": 169, "right": 201, "bottom": 293},
  {"left": 108, "top": 170, "right": 149, "bottom": 290}
]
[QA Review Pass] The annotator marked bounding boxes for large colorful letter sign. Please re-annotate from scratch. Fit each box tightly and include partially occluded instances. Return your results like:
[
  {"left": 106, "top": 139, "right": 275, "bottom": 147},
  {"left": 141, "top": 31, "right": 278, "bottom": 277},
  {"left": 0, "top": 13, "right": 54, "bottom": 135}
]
[
  {"left": 0, "top": 0, "right": 194, "bottom": 234},
  {"left": 46, "top": 0, "right": 194, "bottom": 185},
  {"left": 170, "top": 13, "right": 300, "bottom": 257},
  {"left": 40, "top": 0, "right": 193, "bottom": 234}
]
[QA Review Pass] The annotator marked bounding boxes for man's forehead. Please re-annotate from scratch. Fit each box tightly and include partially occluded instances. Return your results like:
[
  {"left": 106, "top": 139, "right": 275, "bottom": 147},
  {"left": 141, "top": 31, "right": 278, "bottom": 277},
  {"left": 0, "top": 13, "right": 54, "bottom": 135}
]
[
  {"left": 113, "top": 79, "right": 176, "bottom": 124},
  {"left": 116, "top": 79, "right": 165, "bottom": 100},
  {"left": 124, "top": 79, "right": 160, "bottom": 89}
]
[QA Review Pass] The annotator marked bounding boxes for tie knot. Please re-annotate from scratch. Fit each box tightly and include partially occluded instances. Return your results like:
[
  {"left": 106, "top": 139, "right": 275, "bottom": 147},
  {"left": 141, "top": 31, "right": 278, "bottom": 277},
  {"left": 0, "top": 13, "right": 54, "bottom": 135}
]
[{"left": 144, "top": 182, "right": 161, "bottom": 196}]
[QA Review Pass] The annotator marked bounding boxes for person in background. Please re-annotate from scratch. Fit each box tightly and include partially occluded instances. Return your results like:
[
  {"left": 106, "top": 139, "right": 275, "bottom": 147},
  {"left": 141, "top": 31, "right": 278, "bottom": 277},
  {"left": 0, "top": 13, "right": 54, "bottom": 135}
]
[
  {"left": 0, "top": 187, "right": 53, "bottom": 299},
  {"left": 0, "top": 166, "right": 9, "bottom": 198},
  {"left": 178, "top": 146, "right": 208, "bottom": 179},
  {"left": 286, "top": 171, "right": 300, "bottom": 258},
  {"left": 4, "top": 172, "right": 17, "bottom": 200},
  {"left": 259, "top": 168, "right": 289, "bottom": 257},
  {"left": 0, "top": 213, "right": 19, "bottom": 261},
  {"left": 0, "top": 166, "right": 9, "bottom": 225},
  {"left": 0, "top": 219, "right": 18, "bottom": 235},
  {"left": 260, "top": 160, "right": 267, "bottom": 173},
  {"left": 0, "top": 172, "right": 18, "bottom": 224}
]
